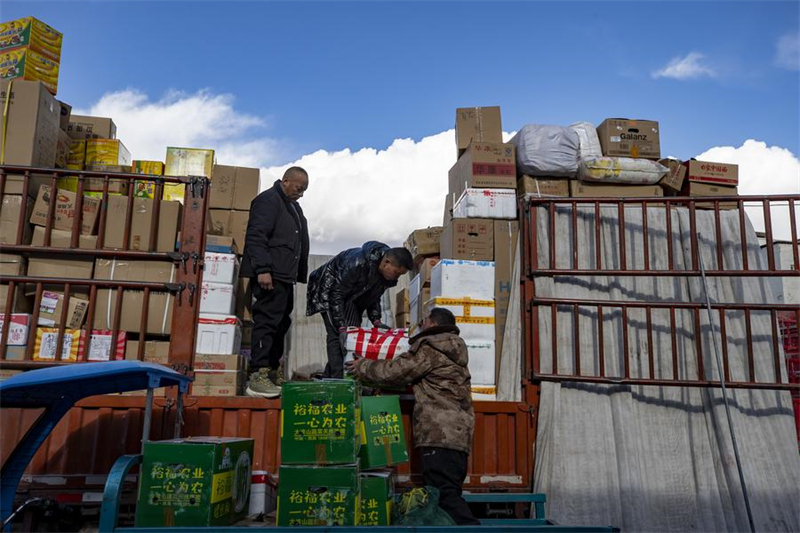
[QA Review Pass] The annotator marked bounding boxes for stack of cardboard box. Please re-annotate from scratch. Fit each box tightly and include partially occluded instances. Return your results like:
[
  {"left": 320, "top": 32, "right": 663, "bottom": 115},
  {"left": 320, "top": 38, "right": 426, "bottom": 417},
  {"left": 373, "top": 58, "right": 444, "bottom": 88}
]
[
  {"left": 0, "top": 17, "right": 62, "bottom": 95},
  {"left": 403, "top": 227, "right": 443, "bottom": 332}
]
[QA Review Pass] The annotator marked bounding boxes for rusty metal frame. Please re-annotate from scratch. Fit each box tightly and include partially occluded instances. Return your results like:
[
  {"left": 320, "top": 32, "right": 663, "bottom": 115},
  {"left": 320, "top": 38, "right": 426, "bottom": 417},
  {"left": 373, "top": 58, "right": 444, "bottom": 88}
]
[
  {"left": 521, "top": 194, "right": 800, "bottom": 391},
  {"left": 0, "top": 165, "right": 207, "bottom": 372}
]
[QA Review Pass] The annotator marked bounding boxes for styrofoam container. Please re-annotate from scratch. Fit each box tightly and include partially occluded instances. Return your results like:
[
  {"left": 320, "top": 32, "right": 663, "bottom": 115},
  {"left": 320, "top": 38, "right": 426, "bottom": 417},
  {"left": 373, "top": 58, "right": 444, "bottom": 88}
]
[
  {"left": 409, "top": 273, "right": 421, "bottom": 304},
  {"left": 200, "top": 282, "right": 237, "bottom": 315},
  {"left": 424, "top": 297, "right": 495, "bottom": 342},
  {"left": 453, "top": 188, "right": 517, "bottom": 220},
  {"left": 430, "top": 259, "right": 495, "bottom": 301},
  {"left": 465, "top": 339, "right": 496, "bottom": 388},
  {"left": 204, "top": 252, "right": 240, "bottom": 284},
  {"left": 196, "top": 313, "right": 242, "bottom": 355}
]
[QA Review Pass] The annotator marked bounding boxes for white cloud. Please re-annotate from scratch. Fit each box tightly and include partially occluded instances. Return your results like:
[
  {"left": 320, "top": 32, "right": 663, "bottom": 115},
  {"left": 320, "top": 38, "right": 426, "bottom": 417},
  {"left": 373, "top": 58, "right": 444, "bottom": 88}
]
[
  {"left": 652, "top": 52, "right": 716, "bottom": 80},
  {"left": 775, "top": 32, "right": 800, "bottom": 70}
]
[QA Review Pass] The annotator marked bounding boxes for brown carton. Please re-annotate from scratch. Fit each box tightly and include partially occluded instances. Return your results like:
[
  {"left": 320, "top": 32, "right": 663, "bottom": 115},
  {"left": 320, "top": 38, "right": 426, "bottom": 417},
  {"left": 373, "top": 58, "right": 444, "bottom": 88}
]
[
  {"left": 597, "top": 118, "right": 661, "bottom": 159},
  {"left": 440, "top": 218, "right": 494, "bottom": 261},
  {"left": 0, "top": 254, "right": 25, "bottom": 276},
  {"left": 27, "top": 256, "right": 93, "bottom": 279},
  {"left": 66, "top": 115, "right": 116, "bottom": 140},
  {"left": 235, "top": 278, "right": 252, "bottom": 322},
  {"left": 0, "top": 194, "right": 33, "bottom": 245},
  {"left": 0, "top": 80, "right": 60, "bottom": 167},
  {"left": 230, "top": 211, "right": 249, "bottom": 252},
  {"left": 395, "top": 288, "right": 410, "bottom": 316},
  {"left": 494, "top": 220, "right": 519, "bottom": 382},
  {"left": 517, "top": 176, "right": 570, "bottom": 197},
  {"left": 103, "top": 196, "right": 181, "bottom": 252},
  {"left": 36, "top": 291, "right": 88, "bottom": 329},
  {"left": 658, "top": 159, "right": 686, "bottom": 193},
  {"left": 684, "top": 159, "right": 739, "bottom": 187},
  {"left": 569, "top": 181, "right": 663, "bottom": 198},
  {"left": 57, "top": 100, "right": 71, "bottom": 131},
  {"left": 125, "top": 340, "right": 170, "bottom": 363},
  {"left": 448, "top": 142, "right": 516, "bottom": 199},
  {"left": 30, "top": 185, "right": 100, "bottom": 235},
  {"left": 191, "top": 384, "right": 241, "bottom": 397},
  {"left": 404, "top": 227, "right": 444, "bottom": 259},
  {"left": 455, "top": 107, "right": 503, "bottom": 155},
  {"left": 0, "top": 285, "right": 32, "bottom": 313},
  {"left": 207, "top": 209, "right": 249, "bottom": 252},
  {"left": 194, "top": 353, "right": 246, "bottom": 371},
  {"left": 210, "top": 165, "right": 261, "bottom": 210},
  {"left": 416, "top": 257, "right": 440, "bottom": 286},
  {"left": 55, "top": 128, "right": 71, "bottom": 168},
  {"left": 681, "top": 182, "right": 739, "bottom": 210},
  {"left": 32, "top": 226, "right": 98, "bottom": 249},
  {"left": 193, "top": 370, "right": 244, "bottom": 388}
]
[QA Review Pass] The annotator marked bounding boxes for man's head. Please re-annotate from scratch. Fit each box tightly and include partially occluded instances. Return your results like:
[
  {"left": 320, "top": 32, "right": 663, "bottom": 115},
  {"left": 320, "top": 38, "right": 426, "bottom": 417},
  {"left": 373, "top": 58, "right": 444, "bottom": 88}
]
[
  {"left": 280, "top": 166, "right": 309, "bottom": 202},
  {"left": 422, "top": 307, "right": 456, "bottom": 330},
  {"left": 378, "top": 247, "right": 413, "bottom": 281}
]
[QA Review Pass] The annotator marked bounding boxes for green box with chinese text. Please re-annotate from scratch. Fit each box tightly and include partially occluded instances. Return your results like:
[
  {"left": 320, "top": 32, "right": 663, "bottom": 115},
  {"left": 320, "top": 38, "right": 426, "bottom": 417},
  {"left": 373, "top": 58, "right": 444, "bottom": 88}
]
[
  {"left": 135, "top": 437, "right": 254, "bottom": 527},
  {"left": 358, "top": 471, "right": 394, "bottom": 526},
  {"left": 359, "top": 395, "right": 409, "bottom": 469},
  {"left": 277, "top": 464, "right": 360, "bottom": 526},
  {"left": 281, "top": 380, "right": 361, "bottom": 465}
]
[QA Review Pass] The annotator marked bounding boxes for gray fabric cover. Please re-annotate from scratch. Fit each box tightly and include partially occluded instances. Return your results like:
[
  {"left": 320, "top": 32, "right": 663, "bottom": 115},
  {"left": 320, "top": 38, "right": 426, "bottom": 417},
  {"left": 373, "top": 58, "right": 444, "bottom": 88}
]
[{"left": 510, "top": 125, "right": 580, "bottom": 177}]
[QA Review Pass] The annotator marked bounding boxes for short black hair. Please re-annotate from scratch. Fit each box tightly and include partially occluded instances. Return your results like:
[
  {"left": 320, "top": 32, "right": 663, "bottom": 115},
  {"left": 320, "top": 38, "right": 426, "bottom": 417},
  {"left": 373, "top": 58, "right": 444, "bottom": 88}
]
[
  {"left": 283, "top": 166, "right": 308, "bottom": 180},
  {"left": 428, "top": 307, "right": 456, "bottom": 327},
  {"left": 385, "top": 247, "right": 413, "bottom": 270}
]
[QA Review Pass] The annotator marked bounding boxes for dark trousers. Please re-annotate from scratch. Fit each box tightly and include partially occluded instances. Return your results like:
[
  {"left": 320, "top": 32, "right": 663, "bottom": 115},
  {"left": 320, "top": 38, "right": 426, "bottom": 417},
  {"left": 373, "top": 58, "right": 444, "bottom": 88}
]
[
  {"left": 420, "top": 447, "right": 480, "bottom": 526},
  {"left": 250, "top": 280, "right": 293, "bottom": 373},
  {"left": 321, "top": 305, "right": 363, "bottom": 378}
]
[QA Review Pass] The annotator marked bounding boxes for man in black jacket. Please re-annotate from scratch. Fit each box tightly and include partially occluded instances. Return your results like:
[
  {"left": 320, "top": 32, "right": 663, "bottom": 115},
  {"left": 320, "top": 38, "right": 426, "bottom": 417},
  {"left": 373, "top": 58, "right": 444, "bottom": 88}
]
[
  {"left": 241, "top": 166, "right": 310, "bottom": 398},
  {"left": 306, "top": 241, "right": 413, "bottom": 378}
]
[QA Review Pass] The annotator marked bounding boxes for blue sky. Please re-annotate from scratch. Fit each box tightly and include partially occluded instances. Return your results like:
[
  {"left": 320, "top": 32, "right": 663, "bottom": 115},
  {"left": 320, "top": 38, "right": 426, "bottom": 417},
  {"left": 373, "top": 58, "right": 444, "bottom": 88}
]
[{"left": 5, "top": 1, "right": 800, "bottom": 161}]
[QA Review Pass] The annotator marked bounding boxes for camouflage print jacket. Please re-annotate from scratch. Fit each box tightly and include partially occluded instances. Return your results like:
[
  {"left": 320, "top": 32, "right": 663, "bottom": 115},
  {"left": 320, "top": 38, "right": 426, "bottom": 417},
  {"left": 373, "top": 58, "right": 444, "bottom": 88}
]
[{"left": 353, "top": 325, "right": 475, "bottom": 454}]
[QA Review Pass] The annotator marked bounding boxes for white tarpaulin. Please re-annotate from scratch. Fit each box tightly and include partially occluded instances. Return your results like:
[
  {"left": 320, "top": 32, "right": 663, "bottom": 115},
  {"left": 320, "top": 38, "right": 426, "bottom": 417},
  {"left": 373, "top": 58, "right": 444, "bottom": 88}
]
[{"left": 530, "top": 204, "right": 800, "bottom": 532}]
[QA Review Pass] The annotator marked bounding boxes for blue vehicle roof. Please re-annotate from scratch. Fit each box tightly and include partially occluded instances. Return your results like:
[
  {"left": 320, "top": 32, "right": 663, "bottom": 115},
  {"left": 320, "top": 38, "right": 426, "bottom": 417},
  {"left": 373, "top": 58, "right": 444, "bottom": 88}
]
[{"left": 0, "top": 361, "right": 192, "bottom": 408}]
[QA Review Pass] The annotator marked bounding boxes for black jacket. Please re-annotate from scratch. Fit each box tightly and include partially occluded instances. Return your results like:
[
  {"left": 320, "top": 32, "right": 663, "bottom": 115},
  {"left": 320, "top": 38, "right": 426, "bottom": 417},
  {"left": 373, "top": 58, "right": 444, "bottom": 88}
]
[
  {"left": 306, "top": 241, "right": 396, "bottom": 328},
  {"left": 240, "top": 180, "right": 309, "bottom": 283}
]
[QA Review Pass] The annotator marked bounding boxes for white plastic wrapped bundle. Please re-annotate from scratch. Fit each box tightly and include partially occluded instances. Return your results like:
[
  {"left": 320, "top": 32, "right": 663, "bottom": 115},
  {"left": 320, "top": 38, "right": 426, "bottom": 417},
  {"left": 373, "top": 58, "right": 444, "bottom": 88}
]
[
  {"left": 510, "top": 124, "right": 579, "bottom": 177},
  {"left": 569, "top": 121, "right": 602, "bottom": 159},
  {"left": 579, "top": 156, "right": 668, "bottom": 185}
]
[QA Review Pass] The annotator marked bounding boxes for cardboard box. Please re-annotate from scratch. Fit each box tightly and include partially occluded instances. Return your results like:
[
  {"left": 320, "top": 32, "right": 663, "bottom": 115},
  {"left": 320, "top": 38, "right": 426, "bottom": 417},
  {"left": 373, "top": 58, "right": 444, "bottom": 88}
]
[
  {"left": 31, "top": 226, "right": 98, "bottom": 249},
  {"left": 425, "top": 297, "right": 495, "bottom": 341},
  {"left": 163, "top": 147, "right": 215, "bottom": 203},
  {"left": 597, "top": 118, "right": 660, "bottom": 159},
  {"left": 191, "top": 384, "right": 241, "bottom": 396},
  {"left": 196, "top": 314, "right": 242, "bottom": 355},
  {"left": 0, "top": 369, "right": 23, "bottom": 381},
  {"left": 682, "top": 182, "right": 739, "bottom": 209},
  {"left": 453, "top": 188, "right": 517, "bottom": 220},
  {"left": 136, "top": 438, "right": 254, "bottom": 527},
  {"left": 359, "top": 395, "right": 408, "bottom": 469},
  {"left": 206, "top": 235, "right": 239, "bottom": 255},
  {"left": 193, "top": 369, "right": 244, "bottom": 388},
  {"left": 448, "top": 142, "right": 516, "bottom": 199},
  {"left": 280, "top": 380, "right": 361, "bottom": 465},
  {"left": 416, "top": 257, "right": 440, "bottom": 287},
  {"left": 431, "top": 259, "right": 495, "bottom": 301},
  {"left": 443, "top": 192, "right": 454, "bottom": 225},
  {"left": 208, "top": 210, "right": 249, "bottom": 253},
  {"left": 210, "top": 165, "right": 260, "bottom": 210},
  {"left": 33, "top": 327, "right": 81, "bottom": 361},
  {"left": 234, "top": 278, "right": 252, "bottom": 323},
  {"left": 0, "top": 254, "right": 25, "bottom": 276},
  {"left": 28, "top": 256, "right": 94, "bottom": 280},
  {"left": 125, "top": 340, "right": 170, "bottom": 363},
  {"left": 410, "top": 286, "right": 431, "bottom": 328},
  {"left": 394, "top": 312, "right": 410, "bottom": 329},
  {"left": 0, "top": 284, "right": 32, "bottom": 313},
  {"left": 132, "top": 160, "right": 165, "bottom": 199},
  {"left": 0, "top": 194, "right": 33, "bottom": 245},
  {"left": 0, "top": 48, "right": 60, "bottom": 94},
  {"left": 85, "top": 139, "right": 131, "bottom": 166},
  {"left": 658, "top": 159, "right": 686, "bottom": 193},
  {"left": 359, "top": 472, "right": 394, "bottom": 526},
  {"left": 82, "top": 330, "right": 127, "bottom": 361},
  {"left": 440, "top": 218, "right": 494, "bottom": 261},
  {"left": 404, "top": 227, "right": 443, "bottom": 260},
  {"left": 204, "top": 252, "right": 240, "bottom": 284},
  {"left": 94, "top": 258, "right": 176, "bottom": 283},
  {"left": 55, "top": 128, "right": 70, "bottom": 168},
  {"left": 194, "top": 353, "right": 246, "bottom": 371},
  {"left": 67, "top": 139, "right": 85, "bottom": 168},
  {"left": 0, "top": 79, "right": 60, "bottom": 167},
  {"left": 0, "top": 314, "right": 31, "bottom": 346},
  {"left": 30, "top": 185, "right": 101, "bottom": 235},
  {"left": 569, "top": 181, "right": 664, "bottom": 198},
  {"left": 57, "top": 100, "right": 71, "bottom": 130},
  {"left": 103, "top": 196, "right": 181, "bottom": 252},
  {"left": 0, "top": 17, "right": 63, "bottom": 61},
  {"left": 395, "top": 288, "right": 410, "bottom": 317},
  {"left": 455, "top": 106, "right": 502, "bottom": 155},
  {"left": 517, "top": 175, "right": 570, "bottom": 198},
  {"left": 494, "top": 220, "right": 519, "bottom": 382},
  {"left": 684, "top": 159, "right": 739, "bottom": 187},
  {"left": 4, "top": 347, "right": 26, "bottom": 361},
  {"left": 200, "top": 282, "right": 237, "bottom": 315},
  {"left": 37, "top": 290, "right": 88, "bottom": 328},
  {"left": 277, "top": 464, "right": 360, "bottom": 527},
  {"left": 67, "top": 115, "right": 116, "bottom": 140}
]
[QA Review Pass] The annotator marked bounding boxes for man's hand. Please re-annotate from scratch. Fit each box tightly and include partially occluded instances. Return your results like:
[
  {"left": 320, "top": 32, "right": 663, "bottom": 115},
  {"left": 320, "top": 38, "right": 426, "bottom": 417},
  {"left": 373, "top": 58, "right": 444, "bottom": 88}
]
[
  {"left": 344, "top": 355, "right": 364, "bottom": 375},
  {"left": 257, "top": 272, "right": 274, "bottom": 290}
]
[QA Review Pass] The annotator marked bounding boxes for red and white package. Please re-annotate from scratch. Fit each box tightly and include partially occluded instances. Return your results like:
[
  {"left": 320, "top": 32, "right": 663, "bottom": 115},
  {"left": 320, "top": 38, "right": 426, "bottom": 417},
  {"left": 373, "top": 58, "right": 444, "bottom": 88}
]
[{"left": 344, "top": 327, "right": 409, "bottom": 363}]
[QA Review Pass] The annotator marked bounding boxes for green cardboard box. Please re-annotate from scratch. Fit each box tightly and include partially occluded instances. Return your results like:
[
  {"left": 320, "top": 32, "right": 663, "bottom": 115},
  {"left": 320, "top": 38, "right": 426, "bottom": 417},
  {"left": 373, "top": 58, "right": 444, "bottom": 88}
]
[
  {"left": 281, "top": 380, "right": 361, "bottom": 465},
  {"left": 359, "top": 395, "right": 409, "bottom": 469},
  {"left": 359, "top": 471, "right": 394, "bottom": 526},
  {"left": 135, "top": 437, "right": 254, "bottom": 527},
  {"left": 277, "top": 464, "right": 360, "bottom": 526}
]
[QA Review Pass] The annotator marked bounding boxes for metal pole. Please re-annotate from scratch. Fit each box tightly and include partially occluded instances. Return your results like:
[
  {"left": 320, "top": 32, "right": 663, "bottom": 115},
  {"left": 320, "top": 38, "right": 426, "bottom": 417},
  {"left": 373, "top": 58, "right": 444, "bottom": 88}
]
[
  {"left": 698, "top": 236, "right": 756, "bottom": 533},
  {"left": 141, "top": 388, "right": 155, "bottom": 454}
]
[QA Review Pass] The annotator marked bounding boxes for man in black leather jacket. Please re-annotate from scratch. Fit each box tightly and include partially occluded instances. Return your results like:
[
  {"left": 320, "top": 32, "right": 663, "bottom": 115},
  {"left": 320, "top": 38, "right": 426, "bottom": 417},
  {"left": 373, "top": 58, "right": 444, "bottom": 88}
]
[
  {"left": 306, "top": 241, "right": 413, "bottom": 378},
  {"left": 240, "top": 167, "right": 310, "bottom": 398}
]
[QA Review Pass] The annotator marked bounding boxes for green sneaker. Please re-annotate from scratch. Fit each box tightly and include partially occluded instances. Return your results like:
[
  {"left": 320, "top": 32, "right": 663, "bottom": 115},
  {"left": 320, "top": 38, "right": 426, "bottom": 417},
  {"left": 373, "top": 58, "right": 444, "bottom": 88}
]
[
  {"left": 245, "top": 368, "right": 281, "bottom": 398},
  {"left": 270, "top": 361, "right": 286, "bottom": 387}
]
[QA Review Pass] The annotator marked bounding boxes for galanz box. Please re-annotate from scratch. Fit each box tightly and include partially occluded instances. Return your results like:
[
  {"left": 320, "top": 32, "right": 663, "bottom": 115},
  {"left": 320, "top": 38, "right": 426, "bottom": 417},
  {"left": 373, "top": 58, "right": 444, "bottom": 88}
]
[{"left": 684, "top": 159, "right": 739, "bottom": 186}]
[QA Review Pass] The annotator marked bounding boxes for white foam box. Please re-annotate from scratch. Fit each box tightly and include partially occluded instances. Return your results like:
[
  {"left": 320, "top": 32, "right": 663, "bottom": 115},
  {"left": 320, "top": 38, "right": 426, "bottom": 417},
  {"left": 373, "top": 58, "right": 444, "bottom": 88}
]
[
  {"left": 425, "top": 297, "right": 495, "bottom": 342},
  {"left": 453, "top": 188, "right": 517, "bottom": 220},
  {"left": 466, "top": 339, "right": 496, "bottom": 395},
  {"left": 409, "top": 273, "right": 421, "bottom": 303},
  {"left": 199, "top": 281, "right": 237, "bottom": 315},
  {"left": 195, "top": 313, "right": 242, "bottom": 355},
  {"left": 203, "top": 252, "right": 240, "bottom": 284},
  {"left": 430, "top": 259, "right": 495, "bottom": 301}
]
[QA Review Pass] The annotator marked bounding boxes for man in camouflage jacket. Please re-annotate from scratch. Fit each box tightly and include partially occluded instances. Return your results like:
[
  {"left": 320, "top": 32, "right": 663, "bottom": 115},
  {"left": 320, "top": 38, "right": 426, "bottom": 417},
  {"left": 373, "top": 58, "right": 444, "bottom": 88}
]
[{"left": 346, "top": 307, "right": 479, "bottom": 525}]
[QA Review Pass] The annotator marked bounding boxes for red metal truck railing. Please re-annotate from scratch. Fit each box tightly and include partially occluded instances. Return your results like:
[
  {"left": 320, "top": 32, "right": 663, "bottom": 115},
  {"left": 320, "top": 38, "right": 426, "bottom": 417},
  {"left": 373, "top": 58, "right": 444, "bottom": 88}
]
[{"left": 521, "top": 194, "right": 800, "bottom": 391}]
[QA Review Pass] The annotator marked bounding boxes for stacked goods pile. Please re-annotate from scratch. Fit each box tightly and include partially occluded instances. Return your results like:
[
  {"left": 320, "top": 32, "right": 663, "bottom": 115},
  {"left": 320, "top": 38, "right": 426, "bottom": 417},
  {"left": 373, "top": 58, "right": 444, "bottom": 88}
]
[
  {"left": 0, "top": 17, "right": 62, "bottom": 94},
  {"left": 277, "top": 380, "right": 406, "bottom": 526},
  {"left": 404, "top": 227, "right": 443, "bottom": 331}
]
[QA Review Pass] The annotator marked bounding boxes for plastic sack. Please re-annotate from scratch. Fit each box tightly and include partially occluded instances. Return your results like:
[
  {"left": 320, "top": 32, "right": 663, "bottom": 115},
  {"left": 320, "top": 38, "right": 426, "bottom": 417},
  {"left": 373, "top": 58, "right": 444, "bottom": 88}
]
[
  {"left": 343, "top": 327, "right": 409, "bottom": 364},
  {"left": 579, "top": 156, "right": 668, "bottom": 185},
  {"left": 569, "top": 121, "right": 603, "bottom": 159},
  {"left": 395, "top": 486, "right": 456, "bottom": 526},
  {"left": 510, "top": 124, "right": 579, "bottom": 177}
]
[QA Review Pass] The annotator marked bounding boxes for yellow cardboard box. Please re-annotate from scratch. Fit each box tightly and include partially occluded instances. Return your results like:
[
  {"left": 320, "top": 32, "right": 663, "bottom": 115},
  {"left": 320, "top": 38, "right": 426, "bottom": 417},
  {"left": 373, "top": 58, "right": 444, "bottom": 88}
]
[
  {"left": 0, "top": 48, "right": 60, "bottom": 94},
  {"left": 0, "top": 17, "right": 63, "bottom": 61},
  {"left": 132, "top": 160, "right": 165, "bottom": 199},
  {"left": 86, "top": 139, "right": 131, "bottom": 167},
  {"left": 163, "top": 147, "right": 214, "bottom": 203}
]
